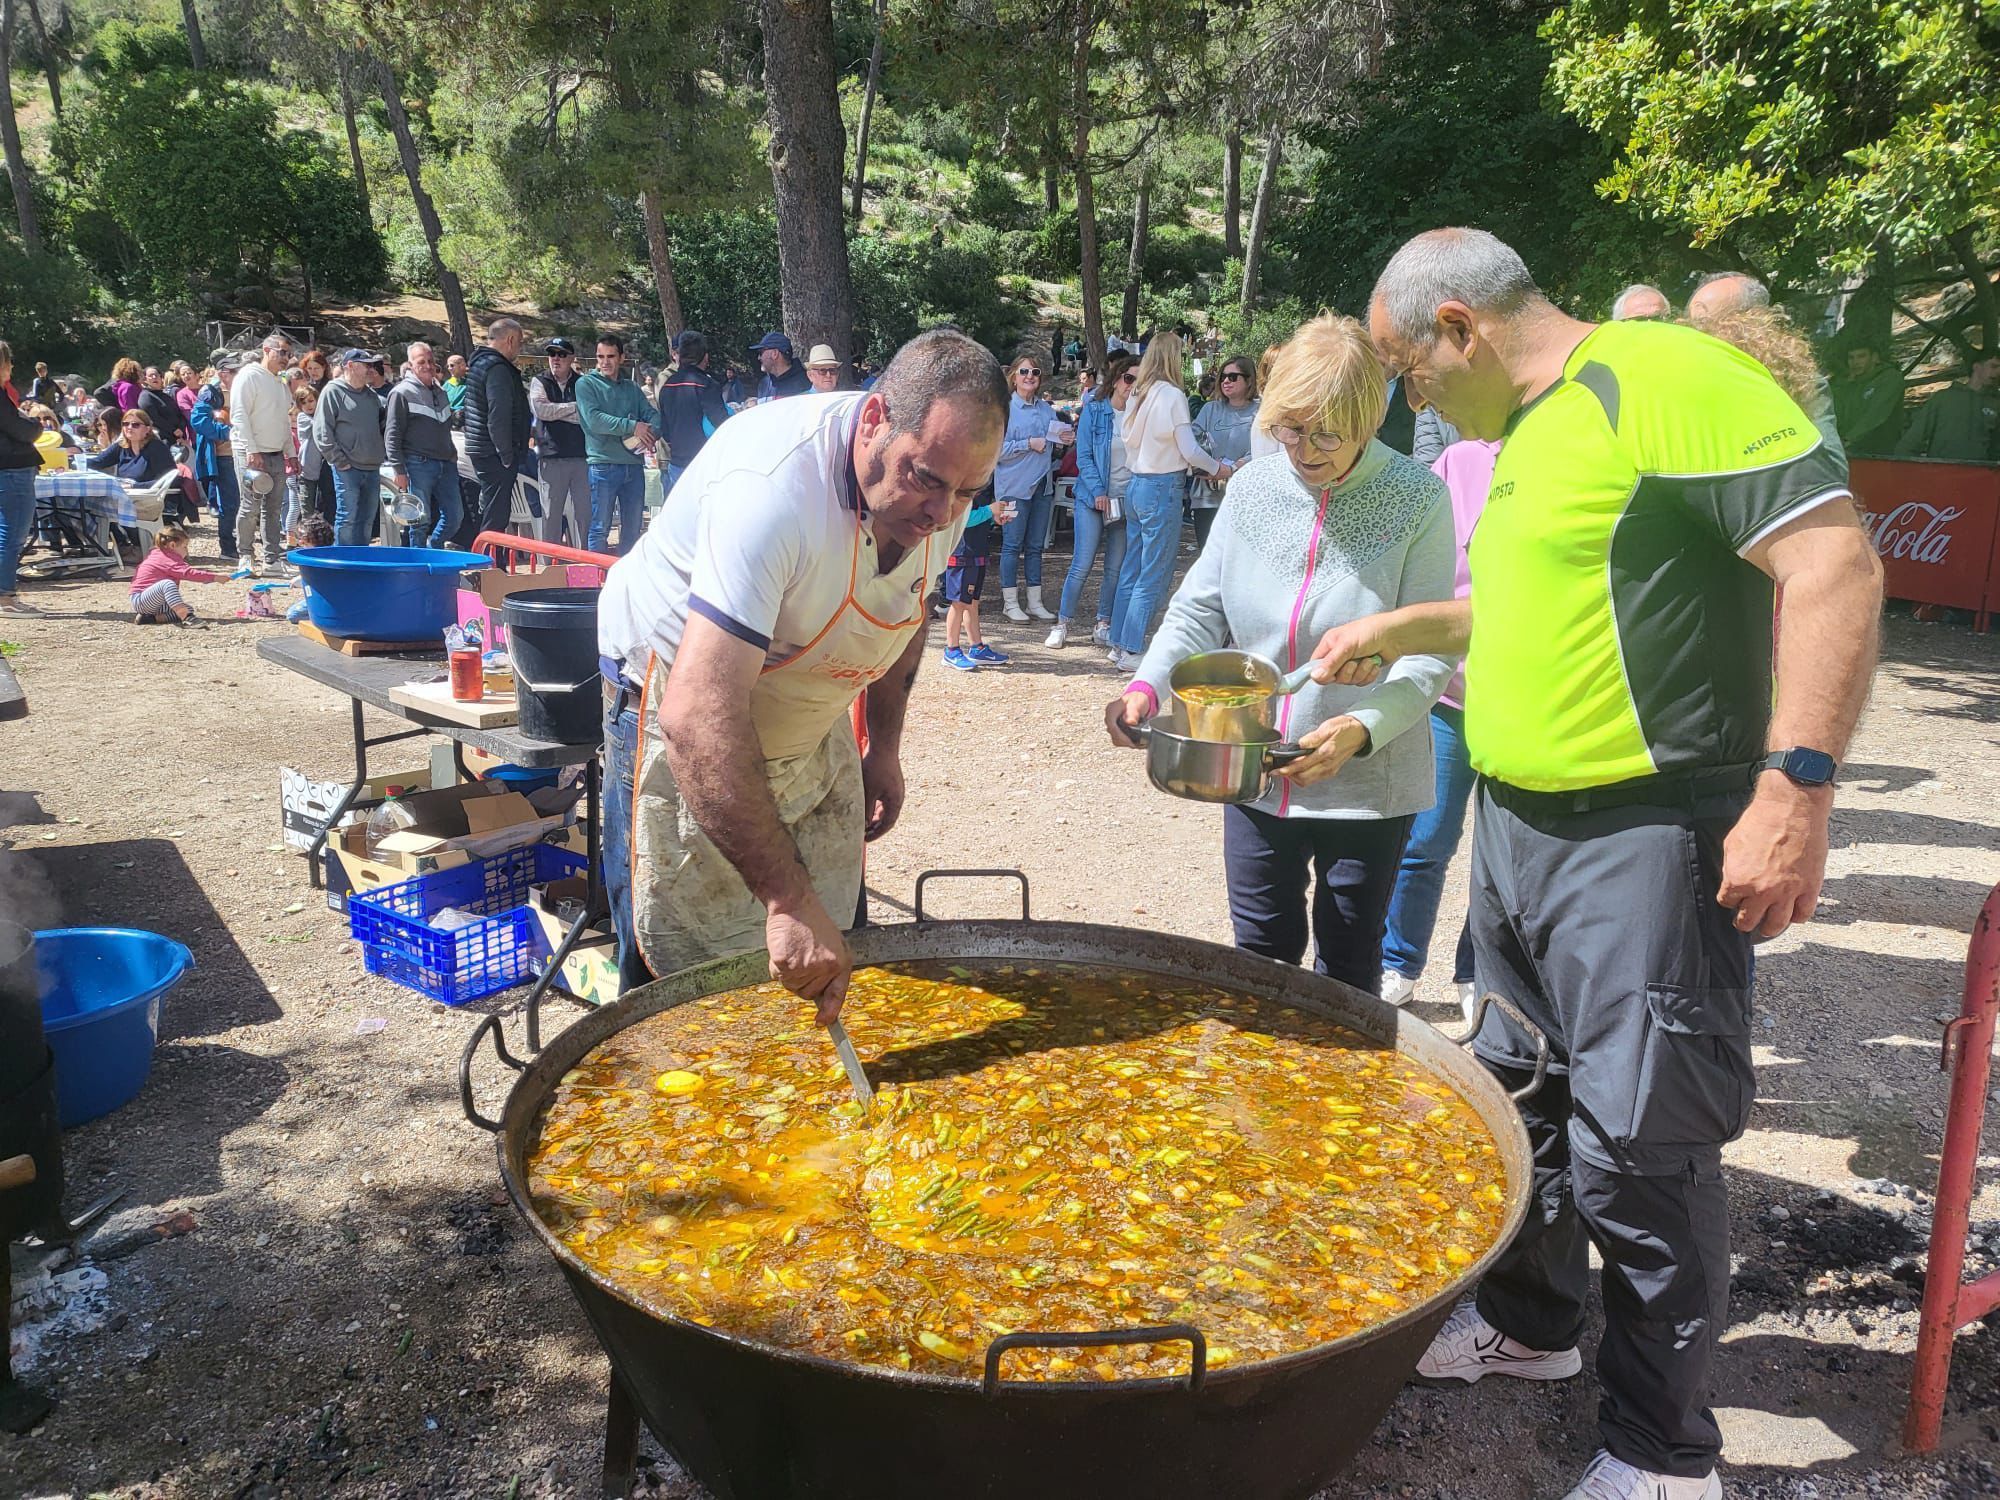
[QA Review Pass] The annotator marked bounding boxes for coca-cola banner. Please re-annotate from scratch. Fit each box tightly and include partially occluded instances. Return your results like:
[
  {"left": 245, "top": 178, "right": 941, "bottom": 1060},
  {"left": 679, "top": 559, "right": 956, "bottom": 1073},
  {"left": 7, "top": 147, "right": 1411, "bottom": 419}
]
[{"left": 1849, "top": 459, "right": 2000, "bottom": 619}]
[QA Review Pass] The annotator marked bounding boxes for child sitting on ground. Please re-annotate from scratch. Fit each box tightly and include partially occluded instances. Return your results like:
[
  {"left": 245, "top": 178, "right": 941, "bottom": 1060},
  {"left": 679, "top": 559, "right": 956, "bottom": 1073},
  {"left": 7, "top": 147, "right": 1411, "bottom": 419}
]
[
  {"left": 130, "top": 525, "right": 223, "bottom": 625},
  {"left": 940, "top": 489, "right": 1014, "bottom": 671}
]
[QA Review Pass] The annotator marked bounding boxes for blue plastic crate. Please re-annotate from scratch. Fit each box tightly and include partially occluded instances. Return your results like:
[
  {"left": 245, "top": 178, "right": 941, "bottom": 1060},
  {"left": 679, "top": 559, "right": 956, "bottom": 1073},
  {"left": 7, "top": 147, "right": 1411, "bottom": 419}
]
[{"left": 347, "top": 843, "right": 587, "bottom": 1006}]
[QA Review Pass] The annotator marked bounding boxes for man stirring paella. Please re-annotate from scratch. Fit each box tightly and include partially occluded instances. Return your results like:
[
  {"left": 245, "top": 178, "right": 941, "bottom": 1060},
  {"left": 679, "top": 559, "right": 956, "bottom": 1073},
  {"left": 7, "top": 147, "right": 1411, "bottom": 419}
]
[
  {"left": 1312, "top": 229, "right": 1883, "bottom": 1500},
  {"left": 596, "top": 329, "right": 1008, "bottom": 1014}
]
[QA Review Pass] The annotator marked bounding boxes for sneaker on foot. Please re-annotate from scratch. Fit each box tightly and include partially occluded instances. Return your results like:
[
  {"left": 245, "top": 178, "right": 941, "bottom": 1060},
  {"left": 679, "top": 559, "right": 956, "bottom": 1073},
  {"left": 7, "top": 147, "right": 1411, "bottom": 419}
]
[
  {"left": 1415, "top": 1301, "right": 1582, "bottom": 1384},
  {"left": 1563, "top": 1450, "right": 1722, "bottom": 1500},
  {"left": 1457, "top": 981, "right": 1478, "bottom": 1025},
  {"left": 966, "top": 642, "right": 1010, "bottom": 665},
  {"left": 1106, "top": 646, "right": 1122, "bottom": 664},
  {"left": 941, "top": 646, "right": 978, "bottom": 672},
  {"left": 1380, "top": 969, "right": 1418, "bottom": 1007},
  {"left": 1025, "top": 597, "right": 1056, "bottom": 621},
  {"left": 1114, "top": 649, "right": 1144, "bottom": 673},
  {"left": 1091, "top": 621, "right": 1112, "bottom": 646},
  {"left": 0, "top": 597, "right": 42, "bottom": 615},
  {"left": 1044, "top": 622, "right": 1068, "bottom": 649}
]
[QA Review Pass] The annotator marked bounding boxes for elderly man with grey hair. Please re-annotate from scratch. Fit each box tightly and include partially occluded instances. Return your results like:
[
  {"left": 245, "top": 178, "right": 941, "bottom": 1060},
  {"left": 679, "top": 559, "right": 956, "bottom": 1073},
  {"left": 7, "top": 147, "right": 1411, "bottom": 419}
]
[
  {"left": 461, "top": 317, "right": 532, "bottom": 545},
  {"left": 1307, "top": 227, "right": 1882, "bottom": 1500},
  {"left": 1686, "top": 271, "right": 1769, "bottom": 323},
  {"left": 231, "top": 332, "right": 298, "bottom": 573},
  {"left": 1609, "top": 282, "right": 1671, "bottom": 321}
]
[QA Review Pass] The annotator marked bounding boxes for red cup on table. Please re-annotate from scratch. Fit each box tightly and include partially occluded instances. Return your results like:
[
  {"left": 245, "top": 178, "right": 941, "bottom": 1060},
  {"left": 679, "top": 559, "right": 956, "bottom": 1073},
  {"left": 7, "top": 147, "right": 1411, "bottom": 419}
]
[{"left": 449, "top": 648, "right": 484, "bottom": 702}]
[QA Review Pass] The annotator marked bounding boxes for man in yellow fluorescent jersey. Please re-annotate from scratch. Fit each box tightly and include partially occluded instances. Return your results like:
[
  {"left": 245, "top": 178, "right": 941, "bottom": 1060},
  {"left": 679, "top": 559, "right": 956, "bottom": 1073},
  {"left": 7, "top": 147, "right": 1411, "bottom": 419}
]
[{"left": 1312, "top": 229, "right": 1883, "bottom": 1500}]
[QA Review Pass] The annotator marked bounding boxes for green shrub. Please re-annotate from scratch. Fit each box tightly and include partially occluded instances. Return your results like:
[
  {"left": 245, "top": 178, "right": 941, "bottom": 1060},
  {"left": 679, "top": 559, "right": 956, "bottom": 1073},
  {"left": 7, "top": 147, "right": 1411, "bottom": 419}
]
[
  {"left": 0, "top": 240, "right": 94, "bottom": 362},
  {"left": 1146, "top": 224, "right": 1225, "bottom": 291},
  {"left": 1025, "top": 208, "right": 1080, "bottom": 279},
  {"left": 905, "top": 109, "right": 974, "bottom": 167},
  {"left": 964, "top": 163, "right": 1026, "bottom": 230}
]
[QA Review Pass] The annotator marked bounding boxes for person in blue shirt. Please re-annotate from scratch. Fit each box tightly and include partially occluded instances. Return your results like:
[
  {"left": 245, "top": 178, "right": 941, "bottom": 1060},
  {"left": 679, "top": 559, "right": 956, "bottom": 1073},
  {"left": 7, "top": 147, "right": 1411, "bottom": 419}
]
[
  {"left": 940, "top": 486, "right": 1014, "bottom": 671},
  {"left": 991, "top": 352, "right": 1069, "bottom": 623},
  {"left": 1048, "top": 353, "right": 1136, "bottom": 649}
]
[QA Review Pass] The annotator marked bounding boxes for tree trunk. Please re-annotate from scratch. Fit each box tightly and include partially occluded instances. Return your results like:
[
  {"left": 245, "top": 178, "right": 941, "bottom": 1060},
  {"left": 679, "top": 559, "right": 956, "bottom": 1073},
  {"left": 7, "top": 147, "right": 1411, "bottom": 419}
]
[
  {"left": 0, "top": 0, "right": 41, "bottom": 253},
  {"left": 338, "top": 54, "right": 369, "bottom": 222},
  {"left": 1042, "top": 118, "right": 1061, "bottom": 216},
  {"left": 1069, "top": 0, "right": 1104, "bottom": 370},
  {"left": 848, "top": 0, "right": 886, "bottom": 223},
  {"left": 23, "top": 0, "right": 60, "bottom": 121},
  {"left": 377, "top": 57, "right": 472, "bottom": 357},
  {"left": 1948, "top": 226, "right": 1999, "bottom": 359},
  {"left": 1119, "top": 156, "right": 1149, "bottom": 339},
  {"left": 1222, "top": 125, "right": 1242, "bottom": 259},
  {"left": 179, "top": 0, "right": 207, "bottom": 70},
  {"left": 759, "top": 0, "right": 856, "bottom": 362},
  {"left": 1239, "top": 132, "right": 1283, "bottom": 317},
  {"left": 641, "top": 186, "right": 686, "bottom": 343}
]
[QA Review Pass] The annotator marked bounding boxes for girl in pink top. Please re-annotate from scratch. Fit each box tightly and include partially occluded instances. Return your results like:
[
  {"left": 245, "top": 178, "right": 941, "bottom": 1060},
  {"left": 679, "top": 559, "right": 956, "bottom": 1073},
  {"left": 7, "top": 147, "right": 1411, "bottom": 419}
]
[{"left": 130, "top": 524, "right": 222, "bottom": 625}]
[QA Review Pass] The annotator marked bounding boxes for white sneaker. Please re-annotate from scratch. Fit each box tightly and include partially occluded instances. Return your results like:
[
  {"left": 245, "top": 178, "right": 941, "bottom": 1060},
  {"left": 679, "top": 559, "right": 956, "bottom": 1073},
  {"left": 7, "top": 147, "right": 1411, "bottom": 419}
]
[
  {"left": 1025, "top": 586, "right": 1056, "bottom": 621},
  {"left": 1379, "top": 970, "right": 1417, "bottom": 1007},
  {"left": 1091, "top": 621, "right": 1112, "bottom": 646},
  {"left": 1114, "top": 649, "right": 1143, "bottom": 673},
  {"left": 1415, "top": 1300, "right": 1582, "bottom": 1384},
  {"left": 1045, "top": 621, "right": 1068, "bottom": 649},
  {"left": 1563, "top": 1450, "right": 1722, "bottom": 1500},
  {"left": 1001, "top": 587, "right": 1029, "bottom": 623},
  {"left": 1106, "top": 646, "right": 1122, "bottom": 664},
  {"left": 1457, "top": 980, "right": 1478, "bottom": 1025}
]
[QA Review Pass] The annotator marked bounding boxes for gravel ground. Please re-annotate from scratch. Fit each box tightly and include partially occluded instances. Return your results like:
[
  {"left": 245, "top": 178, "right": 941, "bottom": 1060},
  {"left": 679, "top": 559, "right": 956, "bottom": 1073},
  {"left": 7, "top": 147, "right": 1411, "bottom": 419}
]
[{"left": 2, "top": 529, "right": 1998, "bottom": 1500}]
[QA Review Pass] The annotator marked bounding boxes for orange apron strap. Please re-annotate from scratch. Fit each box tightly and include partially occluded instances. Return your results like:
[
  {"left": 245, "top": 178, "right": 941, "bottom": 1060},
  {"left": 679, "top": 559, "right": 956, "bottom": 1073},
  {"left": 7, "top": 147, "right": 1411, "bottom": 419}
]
[{"left": 760, "top": 522, "right": 866, "bottom": 676}]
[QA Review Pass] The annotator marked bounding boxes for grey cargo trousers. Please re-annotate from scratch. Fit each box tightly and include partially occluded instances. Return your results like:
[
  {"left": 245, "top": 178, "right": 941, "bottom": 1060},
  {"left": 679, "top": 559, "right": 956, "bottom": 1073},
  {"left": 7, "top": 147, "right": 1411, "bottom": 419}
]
[{"left": 1465, "top": 773, "right": 1757, "bottom": 1479}]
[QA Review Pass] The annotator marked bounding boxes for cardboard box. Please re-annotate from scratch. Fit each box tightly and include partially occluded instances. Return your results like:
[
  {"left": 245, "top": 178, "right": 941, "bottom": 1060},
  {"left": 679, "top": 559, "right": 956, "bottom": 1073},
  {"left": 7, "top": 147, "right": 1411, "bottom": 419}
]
[
  {"left": 329, "top": 780, "right": 570, "bottom": 892},
  {"left": 457, "top": 562, "right": 605, "bottom": 649},
  {"left": 279, "top": 765, "right": 432, "bottom": 853},
  {"left": 528, "top": 876, "right": 619, "bottom": 1007}
]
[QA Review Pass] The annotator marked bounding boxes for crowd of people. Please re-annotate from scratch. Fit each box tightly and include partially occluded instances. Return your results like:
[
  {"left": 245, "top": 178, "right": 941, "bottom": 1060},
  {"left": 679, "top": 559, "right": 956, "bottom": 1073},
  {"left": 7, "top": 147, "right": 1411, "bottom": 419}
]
[{"left": 0, "top": 322, "right": 884, "bottom": 618}]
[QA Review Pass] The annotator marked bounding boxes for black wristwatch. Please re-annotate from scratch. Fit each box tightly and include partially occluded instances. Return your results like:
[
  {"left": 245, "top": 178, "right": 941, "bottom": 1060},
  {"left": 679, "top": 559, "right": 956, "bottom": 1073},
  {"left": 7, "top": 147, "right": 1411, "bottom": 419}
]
[{"left": 1762, "top": 747, "right": 1838, "bottom": 788}]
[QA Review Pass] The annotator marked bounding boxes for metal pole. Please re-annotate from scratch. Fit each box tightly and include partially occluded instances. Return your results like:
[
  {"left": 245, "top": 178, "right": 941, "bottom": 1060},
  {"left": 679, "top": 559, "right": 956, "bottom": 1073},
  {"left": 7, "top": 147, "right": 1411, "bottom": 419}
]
[{"left": 1904, "top": 883, "right": 2000, "bottom": 1452}]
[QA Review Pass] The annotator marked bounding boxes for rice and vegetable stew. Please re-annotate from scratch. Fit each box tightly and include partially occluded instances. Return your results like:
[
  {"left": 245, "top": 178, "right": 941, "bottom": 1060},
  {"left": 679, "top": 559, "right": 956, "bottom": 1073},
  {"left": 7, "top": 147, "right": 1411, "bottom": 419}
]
[{"left": 528, "top": 960, "right": 1505, "bottom": 1381}]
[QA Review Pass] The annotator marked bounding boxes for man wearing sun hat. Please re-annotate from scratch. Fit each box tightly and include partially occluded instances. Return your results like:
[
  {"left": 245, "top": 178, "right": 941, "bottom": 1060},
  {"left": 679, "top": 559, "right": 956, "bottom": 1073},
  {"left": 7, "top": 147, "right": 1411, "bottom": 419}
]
[
  {"left": 750, "top": 331, "right": 811, "bottom": 403},
  {"left": 804, "top": 344, "right": 844, "bottom": 393}
]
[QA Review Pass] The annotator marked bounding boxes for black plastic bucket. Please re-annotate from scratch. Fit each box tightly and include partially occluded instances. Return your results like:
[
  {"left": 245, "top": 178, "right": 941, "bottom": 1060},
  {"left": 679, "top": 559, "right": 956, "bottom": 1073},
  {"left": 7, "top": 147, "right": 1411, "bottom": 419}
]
[{"left": 503, "top": 588, "right": 602, "bottom": 746}]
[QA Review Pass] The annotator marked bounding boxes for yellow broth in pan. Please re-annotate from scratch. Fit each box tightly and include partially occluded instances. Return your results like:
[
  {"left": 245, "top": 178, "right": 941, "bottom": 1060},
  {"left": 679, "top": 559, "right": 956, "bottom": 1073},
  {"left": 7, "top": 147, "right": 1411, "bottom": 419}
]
[{"left": 528, "top": 962, "right": 1505, "bottom": 1382}]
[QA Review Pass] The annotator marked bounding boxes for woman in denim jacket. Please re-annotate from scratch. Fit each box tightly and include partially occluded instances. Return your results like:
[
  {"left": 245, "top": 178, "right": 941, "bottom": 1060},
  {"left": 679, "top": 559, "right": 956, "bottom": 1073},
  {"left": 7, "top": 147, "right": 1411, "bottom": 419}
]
[
  {"left": 992, "top": 352, "right": 1070, "bottom": 622},
  {"left": 1047, "top": 353, "right": 1136, "bottom": 649}
]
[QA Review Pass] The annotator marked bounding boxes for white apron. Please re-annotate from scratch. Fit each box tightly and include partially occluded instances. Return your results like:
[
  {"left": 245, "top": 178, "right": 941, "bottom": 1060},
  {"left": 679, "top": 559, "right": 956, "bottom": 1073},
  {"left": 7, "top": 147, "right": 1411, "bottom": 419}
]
[{"left": 626, "top": 518, "right": 934, "bottom": 976}]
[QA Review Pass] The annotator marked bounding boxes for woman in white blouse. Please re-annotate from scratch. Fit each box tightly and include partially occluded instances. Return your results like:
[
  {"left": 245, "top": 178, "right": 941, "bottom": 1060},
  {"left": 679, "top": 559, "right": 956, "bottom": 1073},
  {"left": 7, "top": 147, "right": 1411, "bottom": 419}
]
[{"left": 1106, "top": 332, "right": 1233, "bottom": 669}]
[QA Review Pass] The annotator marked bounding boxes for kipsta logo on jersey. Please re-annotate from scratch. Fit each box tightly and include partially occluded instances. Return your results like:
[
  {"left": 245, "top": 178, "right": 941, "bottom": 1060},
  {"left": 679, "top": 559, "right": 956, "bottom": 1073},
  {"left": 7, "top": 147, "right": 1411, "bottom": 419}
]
[{"left": 1743, "top": 425, "right": 1798, "bottom": 457}]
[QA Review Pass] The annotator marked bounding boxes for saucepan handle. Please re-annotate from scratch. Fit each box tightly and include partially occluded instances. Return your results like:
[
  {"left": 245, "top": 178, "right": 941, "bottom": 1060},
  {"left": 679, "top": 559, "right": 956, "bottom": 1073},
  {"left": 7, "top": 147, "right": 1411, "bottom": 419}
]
[
  {"left": 1262, "top": 742, "right": 1309, "bottom": 770},
  {"left": 1463, "top": 992, "right": 1551, "bottom": 1103},
  {"left": 458, "top": 1013, "right": 527, "bottom": 1132},
  {"left": 913, "top": 868, "right": 1033, "bottom": 923},
  {"left": 981, "top": 1323, "right": 1207, "bottom": 1395}
]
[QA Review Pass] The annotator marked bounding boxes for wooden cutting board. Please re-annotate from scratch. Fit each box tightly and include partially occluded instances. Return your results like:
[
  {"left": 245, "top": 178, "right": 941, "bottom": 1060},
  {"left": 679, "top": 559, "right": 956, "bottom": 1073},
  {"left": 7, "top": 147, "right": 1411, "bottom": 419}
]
[{"left": 389, "top": 678, "right": 519, "bottom": 728}]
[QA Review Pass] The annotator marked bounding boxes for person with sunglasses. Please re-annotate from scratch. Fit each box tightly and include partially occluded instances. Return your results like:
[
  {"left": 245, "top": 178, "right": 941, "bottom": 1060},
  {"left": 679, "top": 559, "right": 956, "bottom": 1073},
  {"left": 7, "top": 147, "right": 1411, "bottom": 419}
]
[
  {"left": 1189, "top": 355, "right": 1260, "bottom": 551},
  {"left": 87, "top": 406, "right": 177, "bottom": 486},
  {"left": 993, "top": 351, "right": 1070, "bottom": 627},
  {"left": 1104, "top": 312, "right": 1454, "bottom": 995}
]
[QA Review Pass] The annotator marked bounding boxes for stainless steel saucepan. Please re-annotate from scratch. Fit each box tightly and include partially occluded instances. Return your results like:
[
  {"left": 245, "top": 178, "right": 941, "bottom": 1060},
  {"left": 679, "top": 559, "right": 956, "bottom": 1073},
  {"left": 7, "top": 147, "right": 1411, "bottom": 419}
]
[
  {"left": 1168, "top": 650, "right": 1321, "bottom": 742},
  {"left": 1135, "top": 722, "right": 1307, "bottom": 804}
]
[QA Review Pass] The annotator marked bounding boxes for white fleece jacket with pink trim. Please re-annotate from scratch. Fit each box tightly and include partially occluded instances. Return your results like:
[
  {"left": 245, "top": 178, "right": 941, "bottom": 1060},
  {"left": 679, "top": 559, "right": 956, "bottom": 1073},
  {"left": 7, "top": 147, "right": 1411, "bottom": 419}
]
[{"left": 1131, "top": 441, "right": 1455, "bottom": 820}]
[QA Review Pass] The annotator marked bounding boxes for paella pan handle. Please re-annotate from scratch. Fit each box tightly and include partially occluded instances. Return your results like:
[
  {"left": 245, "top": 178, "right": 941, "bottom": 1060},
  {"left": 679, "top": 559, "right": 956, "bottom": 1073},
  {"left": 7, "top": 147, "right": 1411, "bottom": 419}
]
[
  {"left": 458, "top": 1014, "right": 528, "bottom": 1132},
  {"left": 981, "top": 1324, "right": 1206, "bottom": 1395},
  {"left": 913, "top": 868, "right": 1032, "bottom": 924},
  {"left": 1463, "top": 992, "right": 1551, "bottom": 1103}
]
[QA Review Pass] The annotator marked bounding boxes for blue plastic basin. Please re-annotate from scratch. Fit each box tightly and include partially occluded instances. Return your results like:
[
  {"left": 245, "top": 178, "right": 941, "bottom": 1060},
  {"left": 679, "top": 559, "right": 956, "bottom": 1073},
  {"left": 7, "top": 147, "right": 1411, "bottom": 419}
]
[
  {"left": 290, "top": 547, "right": 490, "bottom": 642},
  {"left": 37, "top": 928, "right": 194, "bottom": 1128}
]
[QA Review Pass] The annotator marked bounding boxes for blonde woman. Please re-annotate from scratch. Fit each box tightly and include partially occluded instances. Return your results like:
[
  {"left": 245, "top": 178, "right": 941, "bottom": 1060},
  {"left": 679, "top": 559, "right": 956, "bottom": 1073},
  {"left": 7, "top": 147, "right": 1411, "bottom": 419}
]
[
  {"left": 1106, "top": 331, "right": 1229, "bottom": 668},
  {"left": 1104, "top": 312, "right": 1456, "bottom": 993}
]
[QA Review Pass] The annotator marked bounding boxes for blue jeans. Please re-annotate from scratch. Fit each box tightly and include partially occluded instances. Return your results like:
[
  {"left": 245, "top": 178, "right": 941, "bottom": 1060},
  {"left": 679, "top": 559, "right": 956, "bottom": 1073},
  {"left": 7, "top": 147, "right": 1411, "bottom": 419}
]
[
  {"left": 998, "top": 479, "right": 1054, "bottom": 588},
  {"left": 666, "top": 463, "right": 686, "bottom": 493},
  {"left": 601, "top": 678, "right": 653, "bottom": 994},
  {"left": 1056, "top": 496, "right": 1127, "bottom": 626},
  {"left": 205, "top": 464, "right": 240, "bottom": 556},
  {"left": 1382, "top": 703, "right": 1478, "bottom": 984},
  {"left": 395, "top": 456, "right": 456, "bottom": 547},
  {"left": 0, "top": 468, "right": 36, "bottom": 595},
  {"left": 330, "top": 465, "right": 382, "bottom": 547},
  {"left": 588, "top": 463, "right": 647, "bottom": 554},
  {"left": 1109, "top": 472, "right": 1184, "bottom": 653}
]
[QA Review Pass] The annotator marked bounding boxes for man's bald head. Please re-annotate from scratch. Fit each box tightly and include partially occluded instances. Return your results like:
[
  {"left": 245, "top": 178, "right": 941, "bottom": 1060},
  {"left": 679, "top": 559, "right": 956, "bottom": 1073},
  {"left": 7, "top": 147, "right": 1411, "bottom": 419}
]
[{"left": 1687, "top": 273, "right": 1770, "bottom": 326}]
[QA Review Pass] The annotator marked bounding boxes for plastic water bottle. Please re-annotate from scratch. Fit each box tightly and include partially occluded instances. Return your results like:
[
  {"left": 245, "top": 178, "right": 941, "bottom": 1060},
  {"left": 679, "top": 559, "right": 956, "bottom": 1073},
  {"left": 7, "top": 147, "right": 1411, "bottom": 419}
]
[{"left": 364, "top": 789, "right": 418, "bottom": 856}]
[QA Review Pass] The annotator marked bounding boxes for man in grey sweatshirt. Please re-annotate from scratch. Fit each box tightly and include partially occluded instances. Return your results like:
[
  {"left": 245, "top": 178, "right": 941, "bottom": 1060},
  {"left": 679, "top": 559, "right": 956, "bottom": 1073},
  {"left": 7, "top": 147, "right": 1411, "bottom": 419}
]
[
  {"left": 315, "top": 348, "right": 389, "bottom": 546},
  {"left": 385, "top": 343, "right": 460, "bottom": 546}
]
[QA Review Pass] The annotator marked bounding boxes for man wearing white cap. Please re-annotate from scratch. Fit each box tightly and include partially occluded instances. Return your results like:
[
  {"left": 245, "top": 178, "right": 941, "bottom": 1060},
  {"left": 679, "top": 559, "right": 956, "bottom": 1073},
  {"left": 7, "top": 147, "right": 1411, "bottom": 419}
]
[{"left": 805, "top": 344, "right": 843, "bottom": 393}]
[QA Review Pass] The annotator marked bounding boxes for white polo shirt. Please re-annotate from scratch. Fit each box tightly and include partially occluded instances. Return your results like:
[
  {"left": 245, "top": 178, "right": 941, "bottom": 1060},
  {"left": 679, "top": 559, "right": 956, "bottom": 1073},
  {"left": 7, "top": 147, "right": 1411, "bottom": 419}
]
[{"left": 598, "top": 392, "right": 962, "bottom": 681}]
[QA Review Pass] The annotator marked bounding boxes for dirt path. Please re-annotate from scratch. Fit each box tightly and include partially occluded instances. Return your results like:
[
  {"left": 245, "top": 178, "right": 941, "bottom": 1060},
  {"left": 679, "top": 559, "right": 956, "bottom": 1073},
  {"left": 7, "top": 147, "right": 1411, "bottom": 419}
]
[{"left": 2, "top": 531, "right": 1998, "bottom": 1499}]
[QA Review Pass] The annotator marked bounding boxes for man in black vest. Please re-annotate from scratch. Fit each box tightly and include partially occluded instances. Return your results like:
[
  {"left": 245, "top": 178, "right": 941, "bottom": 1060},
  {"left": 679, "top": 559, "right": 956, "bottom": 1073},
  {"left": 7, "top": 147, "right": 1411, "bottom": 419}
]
[{"left": 531, "top": 337, "right": 589, "bottom": 546}]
